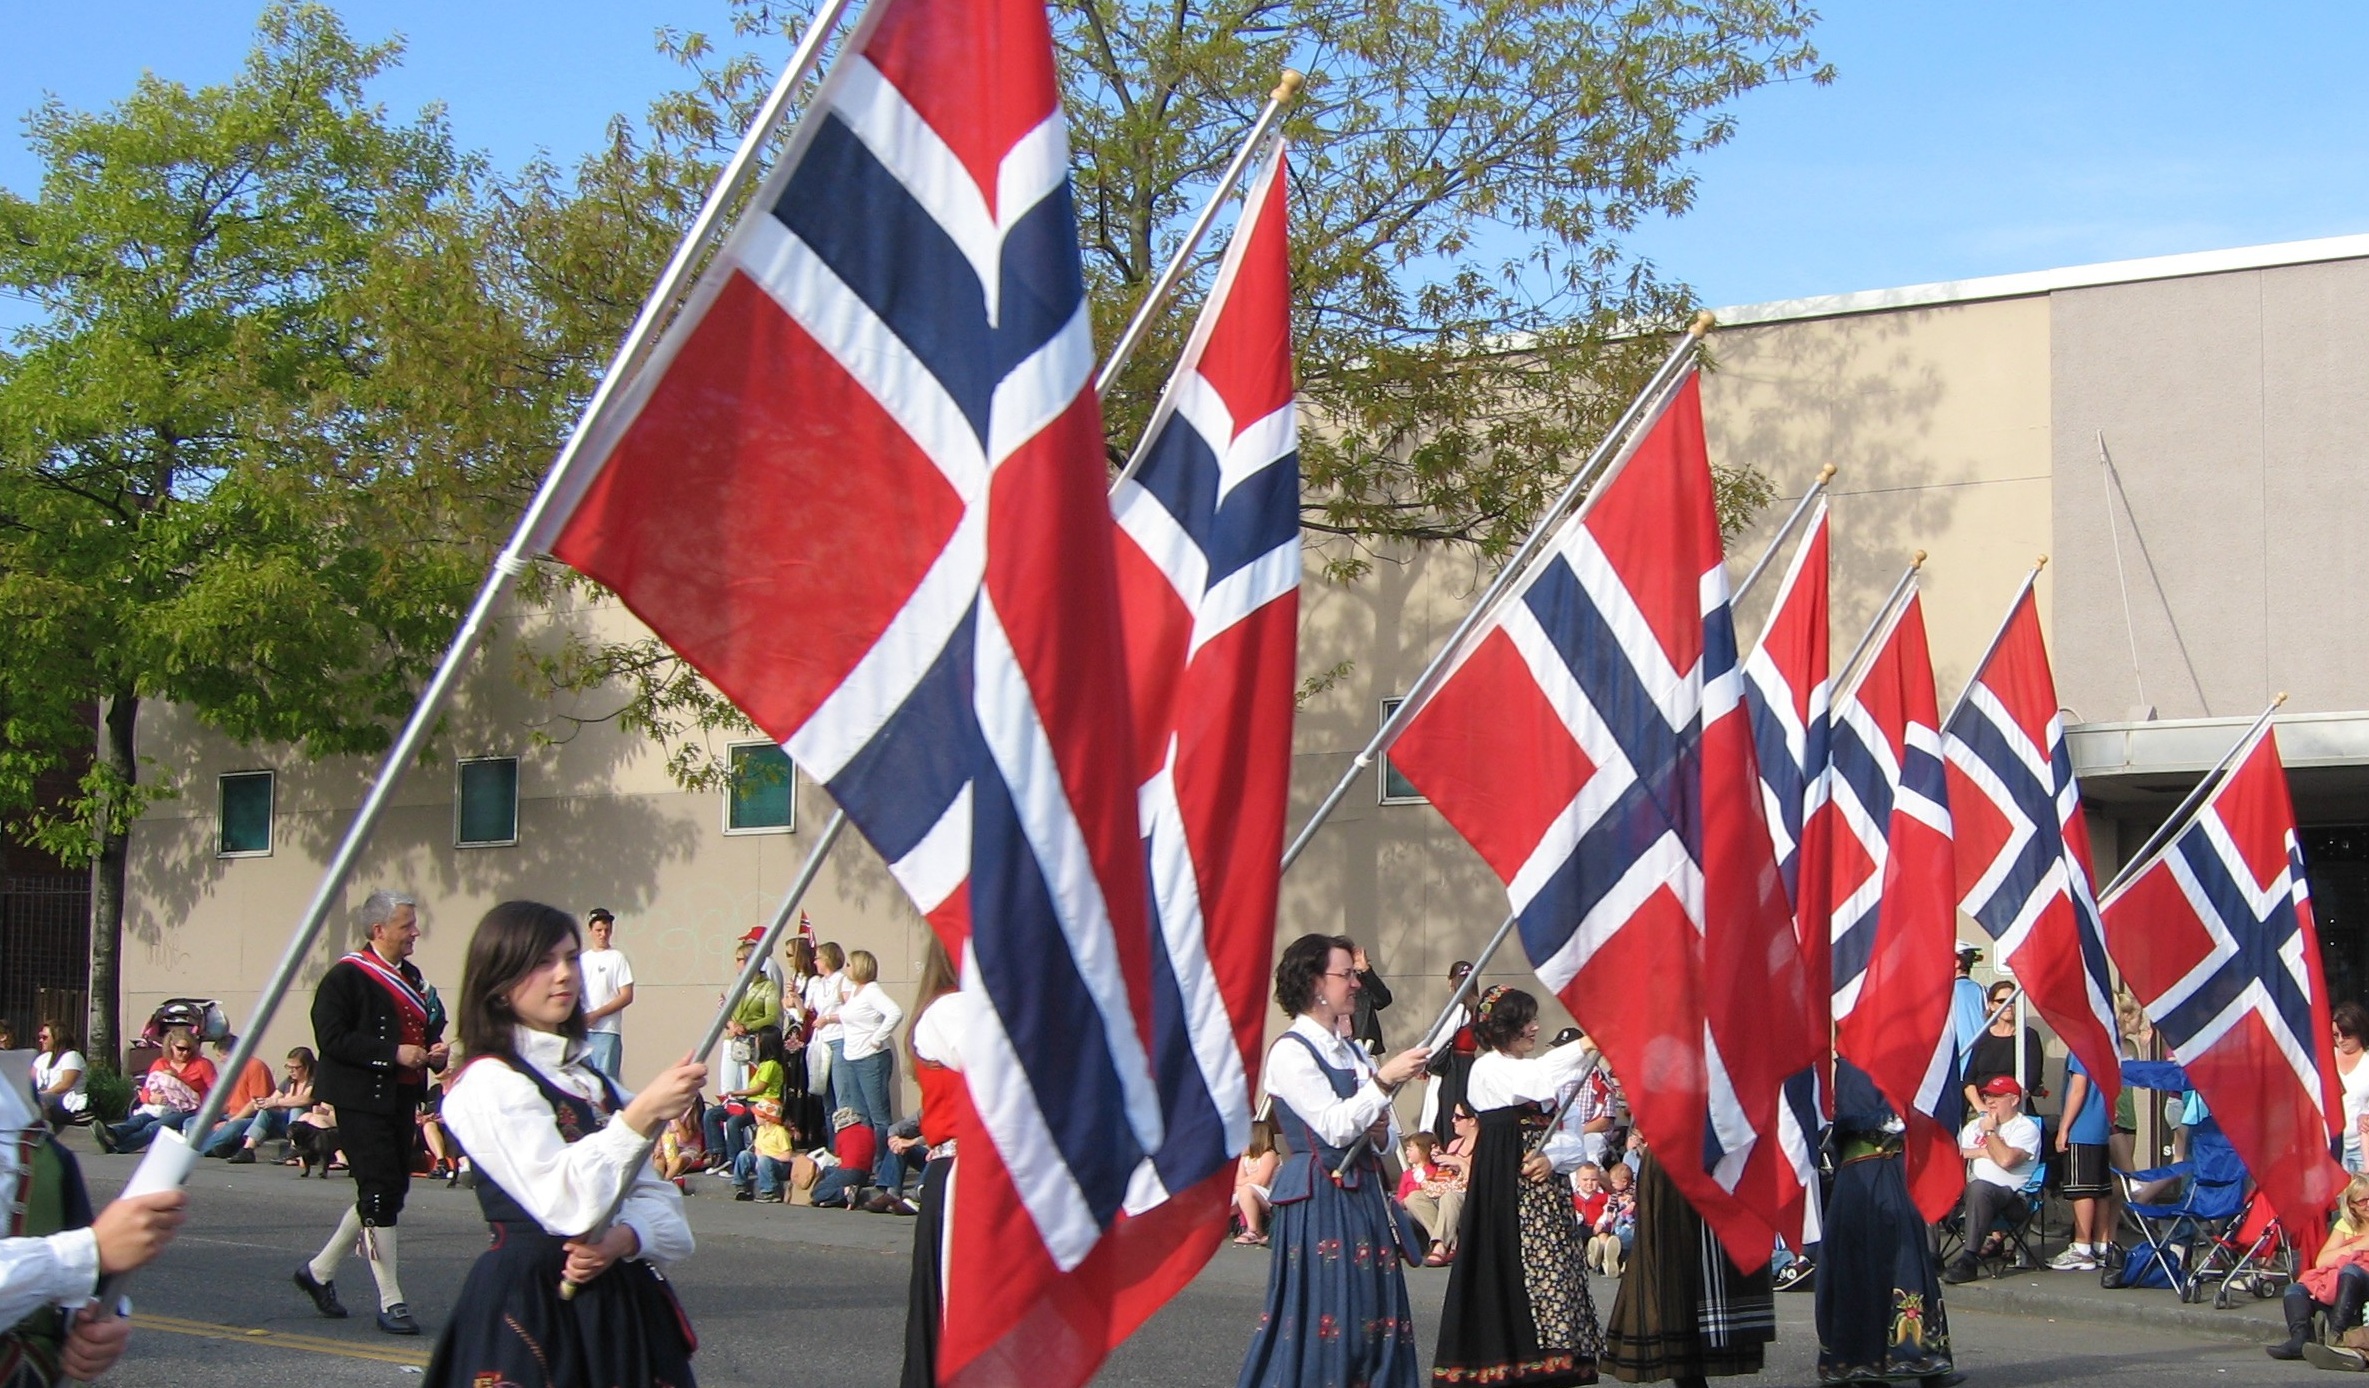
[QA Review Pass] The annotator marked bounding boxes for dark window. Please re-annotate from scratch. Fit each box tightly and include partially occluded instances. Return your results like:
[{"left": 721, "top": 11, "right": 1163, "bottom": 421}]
[
  {"left": 2302, "top": 826, "right": 2369, "bottom": 1011},
  {"left": 1378, "top": 697, "right": 1426, "bottom": 804},
  {"left": 728, "top": 744, "right": 796, "bottom": 832},
  {"left": 456, "top": 758, "right": 519, "bottom": 847},
  {"left": 219, "top": 772, "right": 274, "bottom": 856}
]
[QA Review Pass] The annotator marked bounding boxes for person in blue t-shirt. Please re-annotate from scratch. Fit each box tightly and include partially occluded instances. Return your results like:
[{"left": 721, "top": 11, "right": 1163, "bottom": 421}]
[
  {"left": 1950, "top": 946, "right": 1989, "bottom": 1062},
  {"left": 2048, "top": 1049, "right": 2117, "bottom": 1270}
]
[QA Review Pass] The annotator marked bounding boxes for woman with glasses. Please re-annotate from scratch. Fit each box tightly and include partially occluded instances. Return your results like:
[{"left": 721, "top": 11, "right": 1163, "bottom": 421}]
[
  {"left": 1238, "top": 933, "right": 1432, "bottom": 1388},
  {"left": 95, "top": 1027, "right": 216, "bottom": 1154},
  {"left": 30, "top": 1021, "right": 87, "bottom": 1132},
  {"left": 1958, "top": 982, "right": 2042, "bottom": 1118},
  {"left": 1431, "top": 986, "right": 1603, "bottom": 1388}
]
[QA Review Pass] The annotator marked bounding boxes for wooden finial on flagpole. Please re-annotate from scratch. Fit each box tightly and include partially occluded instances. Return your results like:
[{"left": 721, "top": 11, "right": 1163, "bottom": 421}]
[
  {"left": 2035, "top": 554, "right": 2049, "bottom": 571},
  {"left": 1273, "top": 69, "right": 1306, "bottom": 103},
  {"left": 1912, "top": 549, "right": 1928, "bottom": 569},
  {"left": 1817, "top": 463, "right": 1837, "bottom": 485},
  {"left": 2276, "top": 690, "right": 2290, "bottom": 706},
  {"left": 1689, "top": 310, "right": 1716, "bottom": 337}
]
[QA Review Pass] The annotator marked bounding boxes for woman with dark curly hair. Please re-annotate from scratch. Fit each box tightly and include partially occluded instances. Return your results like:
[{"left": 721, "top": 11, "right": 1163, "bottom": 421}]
[
  {"left": 1237, "top": 934, "right": 1433, "bottom": 1388},
  {"left": 423, "top": 901, "right": 708, "bottom": 1388},
  {"left": 1431, "top": 986, "right": 1603, "bottom": 1387}
]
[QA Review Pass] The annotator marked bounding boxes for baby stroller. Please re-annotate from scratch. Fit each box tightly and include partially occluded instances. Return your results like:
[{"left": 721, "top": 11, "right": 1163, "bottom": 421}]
[{"left": 126, "top": 998, "right": 229, "bottom": 1073}]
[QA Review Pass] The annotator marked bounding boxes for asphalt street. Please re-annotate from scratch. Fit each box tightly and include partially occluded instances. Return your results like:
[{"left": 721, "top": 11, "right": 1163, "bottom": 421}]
[{"left": 67, "top": 1134, "right": 2322, "bottom": 1387}]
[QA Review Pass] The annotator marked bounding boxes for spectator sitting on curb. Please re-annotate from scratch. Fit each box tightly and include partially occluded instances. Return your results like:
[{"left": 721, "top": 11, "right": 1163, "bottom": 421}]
[
  {"left": 655, "top": 1110, "right": 705, "bottom": 1192},
  {"left": 97, "top": 1027, "right": 216, "bottom": 1154},
  {"left": 196, "top": 1033, "right": 275, "bottom": 1159},
  {"left": 1397, "top": 1131, "right": 1463, "bottom": 1266},
  {"left": 206, "top": 1046, "right": 314, "bottom": 1163},
  {"left": 733, "top": 1100, "right": 798, "bottom": 1204},
  {"left": 866, "top": 1118, "right": 925, "bottom": 1214},
  {"left": 1589, "top": 1161, "right": 1636, "bottom": 1275},
  {"left": 1572, "top": 1161, "right": 1609, "bottom": 1228},
  {"left": 1233, "top": 1119, "right": 1281, "bottom": 1246},
  {"left": 809, "top": 1107, "right": 878, "bottom": 1209}
]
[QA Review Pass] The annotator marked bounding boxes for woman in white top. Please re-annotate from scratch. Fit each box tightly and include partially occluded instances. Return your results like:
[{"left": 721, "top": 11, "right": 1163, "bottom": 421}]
[
  {"left": 2336, "top": 1001, "right": 2369, "bottom": 1174},
  {"left": 31, "top": 1021, "right": 88, "bottom": 1132},
  {"left": 806, "top": 943, "right": 851, "bottom": 1115},
  {"left": 823, "top": 948, "right": 906, "bottom": 1193},
  {"left": 424, "top": 901, "right": 706, "bottom": 1388},
  {"left": 1431, "top": 986, "right": 1602, "bottom": 1388}
]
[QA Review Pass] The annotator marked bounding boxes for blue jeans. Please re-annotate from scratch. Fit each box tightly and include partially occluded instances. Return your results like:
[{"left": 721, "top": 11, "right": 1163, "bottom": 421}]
[
  {"left": 812, "top": 1163, "right": 868, "bottom": 1207},
  {"left": 585, "top": 1032, "right": 623, "bottom": 1079},
  {"left": 733, "top": 1151, "right": 792, "bottom": 1196},
  {"left": 200, "top": 1108, "right": 288, "bottom": 1156},
  {"left": 108, "top": 1109, "right": 194, "bottom": 1152},
  {"left": 838, "top": 1049, "right": 899, "bottom": 1189}
]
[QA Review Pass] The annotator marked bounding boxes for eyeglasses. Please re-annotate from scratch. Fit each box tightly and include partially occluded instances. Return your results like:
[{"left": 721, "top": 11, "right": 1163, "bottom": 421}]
[{"left": 1320, "top": 969, "right": 1359, "bottom": 980}]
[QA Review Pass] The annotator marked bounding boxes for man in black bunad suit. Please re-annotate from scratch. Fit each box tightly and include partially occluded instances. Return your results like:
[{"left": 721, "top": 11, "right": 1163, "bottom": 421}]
[{"left": 292, "top": 889, "right": 448, "bottom": 1336}]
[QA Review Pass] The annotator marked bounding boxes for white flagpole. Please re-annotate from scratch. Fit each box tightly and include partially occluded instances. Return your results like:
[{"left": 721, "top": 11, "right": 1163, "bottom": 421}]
[
  {"left": 1278, "top": 314, "right": 1716, "bottom": 875},
  {"left": 1732, "top": 464, "right": 1837, "bottom": 610},
  {"left": 119, "top": 0, "right": 869, "bottom": 1215},
  {"left": 1939, "top": 557, "right": 2048, "bottom": 730},
  {"left": 1095, "top": 72, "right": 1304, "bottom": 399},
  {"left": 2096, "top": 694, "right": 2287, "bottom": 905},
  {"left": 1831, "top": 552, "right": 1927, "bottom": 706}
]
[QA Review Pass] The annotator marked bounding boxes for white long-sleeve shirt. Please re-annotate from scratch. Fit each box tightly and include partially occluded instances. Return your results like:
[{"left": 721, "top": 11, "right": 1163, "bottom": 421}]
[
  {"left": 1468, "top": 1043, "right": 1600, "bottom": 1174},
  {"left": 440, "top": 1030, "right": 695, "bottom": 1267},
  {"left": 838, "top": 981, "right": 906, "bottom": 1060},
  {"left": 808, "top": 972, "right": 851, "bottom": 1045},
  {"left": 1262, "top": 1015, "right": 1399, "bottom": 1149},
  {"left": 0, "top": 1078, "right": 97, "bottom": 1330}
]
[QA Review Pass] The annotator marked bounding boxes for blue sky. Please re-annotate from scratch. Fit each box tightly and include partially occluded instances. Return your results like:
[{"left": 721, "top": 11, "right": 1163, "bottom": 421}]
[{"left": 4, "top": 2, "right": 2367, "bottom": 310}]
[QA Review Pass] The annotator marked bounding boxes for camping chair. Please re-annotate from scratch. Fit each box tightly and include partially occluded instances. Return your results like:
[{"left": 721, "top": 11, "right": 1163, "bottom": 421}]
[
  {"left": 1936, "top": 1159, "right": 2049, "bottom": 1277},
  {"left": 2115, "top": 1113, "right": 2248, "bottom": 1301}
]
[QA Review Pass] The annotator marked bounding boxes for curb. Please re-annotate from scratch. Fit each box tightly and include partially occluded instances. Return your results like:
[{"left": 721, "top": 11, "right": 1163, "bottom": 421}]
[{"left": 1945, "top": 1275, "right": 2284, "bottom": 1345}]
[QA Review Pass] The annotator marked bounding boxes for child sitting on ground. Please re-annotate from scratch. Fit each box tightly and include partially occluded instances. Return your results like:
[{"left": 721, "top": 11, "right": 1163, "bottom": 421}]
[
  {"left": 733, "top": 1099, "right": 798, "bottom": 1203},
  {"left": 1571, "top": 1161, "right": 1609, "bottom": 1228},
  {"left": 1588, "top": 1160, "right": 1637, "bottom": 1275},
  {"left": 1233, "top": 1119, "right": 1281, "bottom": 1246},
  {"left": 656, "top": 1109, "right": 706, "bottom": 1191},
  {"left": 809, "top": 1107, "right": 878, "bottom": 1209}
]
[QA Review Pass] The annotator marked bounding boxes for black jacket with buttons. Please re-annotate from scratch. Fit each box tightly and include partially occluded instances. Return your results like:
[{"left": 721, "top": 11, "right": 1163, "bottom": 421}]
[{"left": 311, "top": 953, "right": 446, "bottom": 1117}]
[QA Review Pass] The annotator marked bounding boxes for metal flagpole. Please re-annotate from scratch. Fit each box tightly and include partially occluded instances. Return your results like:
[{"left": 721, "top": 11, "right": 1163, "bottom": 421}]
[
  {"left": 1939, "top": 557, "right": 2047, "bottom": 730},
  {"left": 1278, "top": 314, "right": 1717, "bottom": 876},
  {"left": 1830, "top": 552, "right": 1926, "bottom": 706},
  {"left": 1732, "top": 464, "right": 1838, "bottom": 610},
  {"left": 1330, "top": 912, "right": 1516, "bottom": 1178},
  {"left": 2097, "top": 693, "right": 2287, "bottom": 905},
  {"left": 1094, "top": 71, "right": 1304, "bottom": 399},
  {"left": 104, "top": 0, "right": 870, "bottom": 1290},
  {"left": 559, "top": 811, "right": 849, "bottom": 1296}
]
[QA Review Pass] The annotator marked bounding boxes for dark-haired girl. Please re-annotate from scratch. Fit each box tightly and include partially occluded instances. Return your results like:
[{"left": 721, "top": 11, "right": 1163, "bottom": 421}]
[
  {"left": 424, "top": 901, "right": 708, "bottom": 1388},
  {"left": 1432, "top": 987, "right": 1603, "bottom": 1387},
  {"left": 1237, "top": 934, "right": 1432, "bottom": 1388}
]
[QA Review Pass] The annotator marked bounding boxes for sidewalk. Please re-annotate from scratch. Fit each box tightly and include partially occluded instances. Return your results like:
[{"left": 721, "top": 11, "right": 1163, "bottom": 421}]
[{"left": 1938, "top": 1262, "right": 2285, "bottom": 1346}]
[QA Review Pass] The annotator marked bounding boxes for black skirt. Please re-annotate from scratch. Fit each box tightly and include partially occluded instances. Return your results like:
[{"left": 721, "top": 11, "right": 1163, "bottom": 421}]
[
  {"left": 1432, "top": 1107, "right": 1599, "bottom": 1387},
  {"left": 1814, "top": 1146, "right": 1951, "bottom": 1384},
  {"left": 901, "top": 1156, "right": 952, "bottom": 1388},
  {"left": 423, "top": 1221, "right": 697, "bottom": 1388}
]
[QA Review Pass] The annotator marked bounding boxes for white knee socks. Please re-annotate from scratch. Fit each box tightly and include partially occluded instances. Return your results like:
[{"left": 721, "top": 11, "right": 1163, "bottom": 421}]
[
  {"left": 362, "top": 1224, "right": 405, "bottom": 1312},
  {"left": 309, "top": 1206, "right": 362, "bottom": 1284}
]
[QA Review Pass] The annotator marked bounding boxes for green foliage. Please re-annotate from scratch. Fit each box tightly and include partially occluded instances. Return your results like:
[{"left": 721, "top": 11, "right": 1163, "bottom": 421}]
[
  {"left": 83, "top": 1067, "right": 134, "bottom": 1125},
  {"left": 0, "top": 3, "right": 530, "bottom": 858}
]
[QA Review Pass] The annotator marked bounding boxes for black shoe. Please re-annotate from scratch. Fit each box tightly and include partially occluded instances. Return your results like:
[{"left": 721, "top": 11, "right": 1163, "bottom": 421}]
[
  {"left": 227, "top": 1147, "right": 255, "bottom": 1165},
  {"left": 1772, "top": 1257, "right": 1814, "bottom": 1292},
  {"left": 293, "top": 1267, "right": 348, "bottom": 1319},
  {"left": 92, "top": 1125, "right": 117, "bottom": 1154},
  {"left": 1940, "top": 1257, "right": 1978, "bottom": 1285},
  {"left": 734, "top": 1189, "right": 755, "bottom": 1202},
  {"left": 376, "top": 1303, "right": 421, "bottom": 1336}
]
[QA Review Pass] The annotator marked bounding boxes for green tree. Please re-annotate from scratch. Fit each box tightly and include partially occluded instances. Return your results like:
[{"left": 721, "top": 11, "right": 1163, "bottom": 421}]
[
  {"left": 0, "top": 3, "right": 533, "bottom": 1059},
  {"left": 516, "top": 0, "right": 1819, "bottom": 768}
]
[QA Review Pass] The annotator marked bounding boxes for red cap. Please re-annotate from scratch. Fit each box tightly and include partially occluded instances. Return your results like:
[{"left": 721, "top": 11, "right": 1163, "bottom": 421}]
[
  {"left": 1979, "top": 1075, "right": 2022, "bottom": 1098},
  {"left": 740, "top": 927, "right": 768, "bottom": 944}
]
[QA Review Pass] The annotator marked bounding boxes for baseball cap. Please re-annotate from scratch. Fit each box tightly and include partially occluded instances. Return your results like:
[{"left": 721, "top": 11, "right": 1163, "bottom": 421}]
[
  {"left": 740, "top": 927, "right": 768, "bottom": 944},
  {"left": 588, "top": 908, "right": 615, "bottom": 924},
  {"left": 1957, "top": 944, "right": 1983, "bottom": 962},
  {"left": 1979, "top": 1075, "right": 2022, "bottom": 1097}
]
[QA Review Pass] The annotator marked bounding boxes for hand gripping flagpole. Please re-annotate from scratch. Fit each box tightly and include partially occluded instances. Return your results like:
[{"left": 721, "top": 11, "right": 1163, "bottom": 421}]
[
  {"left": 1279, "top": 313, "right": 1717, "bottom": 877},
  {"left": 102, "top": 0, "right": 866, "bottom": 1276},
  {"left": 1094, "top": 71, "right": 1305, "bottom": 399},
  {"left": 559, "top": 810, "right": 848, "bottom": 1298},
  {"left": 2097, "top": 692, "right": 2288, "bottom": 905},
  {"left": 1939, "top": 557, "right": 2048, "bottom": 730},
  {"left": 1731, "top": 464, "right": 1837, "bottom": 610}
]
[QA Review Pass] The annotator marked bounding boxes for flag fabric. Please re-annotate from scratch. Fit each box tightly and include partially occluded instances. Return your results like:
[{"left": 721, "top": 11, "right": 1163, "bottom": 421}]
[
  {"left": 526, "top": 0, "right": 1165, "bottom": 1378},
  {"left": 1942, "top": 583, "right": 2123, "bottom": 1116},
  {"left": 2100, "top": 724, "right": 2345, "bottom": 1258},
  {"left": 1385, "top": 371, "right": 1818, "bottom": 1261},
  {"left": 1739, "top": 500, "right": 1832, "bottom": 1240},
  {"left": 1008, "top": 136, "right": 1302, "bottom": 1349},
  {"left": 1825, "top": 587, "right": 1963, "bottom": 1221}
]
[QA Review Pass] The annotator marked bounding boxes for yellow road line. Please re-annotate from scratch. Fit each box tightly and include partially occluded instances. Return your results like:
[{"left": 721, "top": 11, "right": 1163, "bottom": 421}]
[{"left": 136, "top": 1313, "right": 431, "bottom": 1367}]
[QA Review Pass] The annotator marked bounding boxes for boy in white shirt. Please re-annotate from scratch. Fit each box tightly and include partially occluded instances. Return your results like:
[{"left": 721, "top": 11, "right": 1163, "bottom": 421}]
[
  {"left": 578, "top": 909, "right": 635, "bottom": 1079},
  {"left": 1942, "top": 1074, "right": 2042, "bottom": 1283}
]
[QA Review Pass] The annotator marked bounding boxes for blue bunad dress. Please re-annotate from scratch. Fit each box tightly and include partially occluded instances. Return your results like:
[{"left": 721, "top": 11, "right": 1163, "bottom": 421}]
[{"left": 1238, "top": 1018, "right": 1424, "bottom": 1388}]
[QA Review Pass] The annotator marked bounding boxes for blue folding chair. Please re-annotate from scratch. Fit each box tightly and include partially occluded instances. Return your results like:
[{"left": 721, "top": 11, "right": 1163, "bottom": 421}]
[{"left": 2115, "top": 1060, "right": 2250, "bottom": 1302}]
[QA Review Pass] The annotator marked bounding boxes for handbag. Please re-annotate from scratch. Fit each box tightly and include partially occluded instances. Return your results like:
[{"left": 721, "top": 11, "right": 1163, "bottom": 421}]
[{"left": 728, "top": 1034, "right": 757, "bottom": 1066}]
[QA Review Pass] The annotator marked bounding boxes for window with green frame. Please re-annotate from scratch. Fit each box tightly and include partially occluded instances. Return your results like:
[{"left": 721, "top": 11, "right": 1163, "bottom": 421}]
[
  {"left": 1378, "top": 697, "right": 1426, "bottom": 803},
  {"left": 219, "top": 771, "right": 274, "bottom": 856},
  {"left": 456, "top": 757, "right": 519, "bottom": 847},
  {"left": 727, "top": 744, "right": 796, "bottom": 832}
]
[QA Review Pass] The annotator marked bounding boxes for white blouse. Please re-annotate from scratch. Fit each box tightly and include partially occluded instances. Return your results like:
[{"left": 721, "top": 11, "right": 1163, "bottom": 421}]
[
  {"left": 838, "top": 981, "right": 907, "bottom": 1061},
  {"left": 0, "top": 1077, "right": 95, "bottom": 1329},
  {"left": 1262, "top": 1015, "right": 1399, "bottom": 1149},
  {"left": 440, "top": 1030, "right": 695, "bottom": 1267},
  {"left": 807, "top": 972, "right": 851, "bottom": 1044},
  {"left": 1470, "top": 1044, "right": 1600, "bottom": 1175}
]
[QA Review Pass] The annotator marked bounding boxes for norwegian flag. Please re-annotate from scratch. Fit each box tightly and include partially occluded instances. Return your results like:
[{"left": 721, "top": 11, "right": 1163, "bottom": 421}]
[
  {"left": 1739, "top": 500, "right": 1832, "bottom": 1239},
  {"left": 1386, "top": 372, "right": 1818, "bottom": 1261},
  {"left": 1941, "top": 583, "right": 2123, "bottom": 1116},
  {"left": 1826, "top": 586, "right": 1962, "bottom": 1220},
  {"left": 524, "top": 0, "right": 1165, "bottom": 1379},
  {"left": 2100, "top": 724, "right": 2345, "bottom": 1258}
]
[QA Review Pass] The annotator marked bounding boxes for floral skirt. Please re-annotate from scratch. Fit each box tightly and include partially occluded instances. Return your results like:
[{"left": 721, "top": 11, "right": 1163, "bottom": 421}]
[
  {"left": 1237, "top": 1174, "right": 1420, "bottom": 1388},
  {"left": 1815, "top": 1150, "right": 1952, "bottom": 1384}
]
